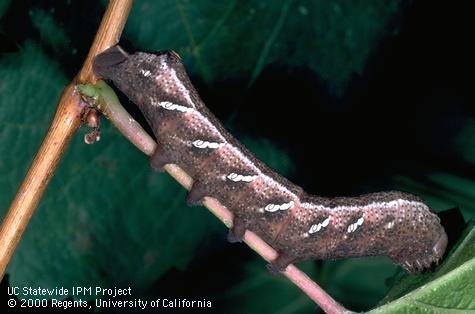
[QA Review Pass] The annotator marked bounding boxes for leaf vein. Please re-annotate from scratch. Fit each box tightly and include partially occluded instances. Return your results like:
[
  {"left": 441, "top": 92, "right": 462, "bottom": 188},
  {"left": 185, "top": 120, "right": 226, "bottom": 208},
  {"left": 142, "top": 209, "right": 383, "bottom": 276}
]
[
  {"left": 175, "top": 0, "right": 209, "bottom": 82},
  {"left": 249, "top": 0, "right": 293, "bottom": 86}
]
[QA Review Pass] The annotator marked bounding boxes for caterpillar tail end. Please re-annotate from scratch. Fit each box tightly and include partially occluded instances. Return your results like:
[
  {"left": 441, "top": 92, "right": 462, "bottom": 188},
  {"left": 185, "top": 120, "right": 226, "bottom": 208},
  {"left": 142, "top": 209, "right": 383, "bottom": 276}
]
[{"left": 397, "top": 230, "right": 448, "bottom": 273}]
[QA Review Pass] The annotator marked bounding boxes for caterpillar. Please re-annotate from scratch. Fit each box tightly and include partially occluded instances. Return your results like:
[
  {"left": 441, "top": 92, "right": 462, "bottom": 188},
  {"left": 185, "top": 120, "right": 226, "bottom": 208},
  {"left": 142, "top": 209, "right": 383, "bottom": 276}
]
[{"left": 92, "top": 46, "right": 447, "bottom": 273}]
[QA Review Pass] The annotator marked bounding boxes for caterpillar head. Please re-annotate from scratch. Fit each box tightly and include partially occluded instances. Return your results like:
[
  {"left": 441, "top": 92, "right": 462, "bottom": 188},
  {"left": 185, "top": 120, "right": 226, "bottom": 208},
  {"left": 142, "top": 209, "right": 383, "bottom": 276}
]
[{"left": 93, "top": 46, "right": 198, "bottom": 121}]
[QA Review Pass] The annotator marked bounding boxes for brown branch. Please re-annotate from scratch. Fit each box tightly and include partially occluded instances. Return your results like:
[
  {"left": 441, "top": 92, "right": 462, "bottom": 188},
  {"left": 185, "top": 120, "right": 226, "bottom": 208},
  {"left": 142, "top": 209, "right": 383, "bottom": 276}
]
[
  {"left": 80, "top": 82, "right": 349, "bottom": 314},
  {"left": 78, "top": 1, "right": 133, "bottom": 83},
  {"left": 0, "top": 0, "right": 133, "bottom": 279}
]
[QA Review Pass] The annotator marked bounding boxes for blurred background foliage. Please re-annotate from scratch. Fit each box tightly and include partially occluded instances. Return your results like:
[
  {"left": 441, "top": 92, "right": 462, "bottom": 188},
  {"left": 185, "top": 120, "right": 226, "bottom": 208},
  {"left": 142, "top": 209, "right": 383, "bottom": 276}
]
[{"left": 0, "top": 0, "right": 473, "bottom": 313}]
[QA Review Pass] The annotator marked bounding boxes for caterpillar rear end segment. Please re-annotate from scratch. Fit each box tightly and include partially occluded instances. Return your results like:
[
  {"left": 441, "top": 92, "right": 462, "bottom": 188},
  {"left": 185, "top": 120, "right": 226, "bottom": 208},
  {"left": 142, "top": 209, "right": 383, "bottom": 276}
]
[{"left": 93, "top": 46, "right": 447, "bottom": 274}]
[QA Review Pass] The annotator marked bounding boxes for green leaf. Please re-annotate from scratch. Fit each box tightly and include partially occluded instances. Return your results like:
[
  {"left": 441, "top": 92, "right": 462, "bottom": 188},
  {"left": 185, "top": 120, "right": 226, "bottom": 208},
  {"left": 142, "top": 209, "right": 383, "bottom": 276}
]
[
  {"left": 29, "top": 7, "right": 69, "bottom": 53},
  {"left": 217, "top": 260, "right": 318, "bottom": 314},
  {"left": 125, "top": 0, "right": 403, "bottom": 89},
  {"left": 0, "top": 0, "right": 10, "bottom": 18},
  {"left": 0, "top": 41, "right": 66, "bottom": 207},
  {"left": 454, "top": 118, "right": 475, "bottom": 165}
]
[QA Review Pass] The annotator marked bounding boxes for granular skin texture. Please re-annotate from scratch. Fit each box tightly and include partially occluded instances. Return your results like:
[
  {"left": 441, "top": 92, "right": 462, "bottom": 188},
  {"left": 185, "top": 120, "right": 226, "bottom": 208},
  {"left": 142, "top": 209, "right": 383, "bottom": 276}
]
[{"left": 93, "top": 46, "right": 447, "bottom": 273}]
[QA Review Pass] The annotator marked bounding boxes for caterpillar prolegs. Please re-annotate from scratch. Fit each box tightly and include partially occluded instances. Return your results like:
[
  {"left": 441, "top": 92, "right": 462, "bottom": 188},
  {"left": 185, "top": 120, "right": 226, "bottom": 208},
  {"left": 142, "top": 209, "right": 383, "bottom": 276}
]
[{"left": 93, "top": 46, "right": 447, "bottom": 273}]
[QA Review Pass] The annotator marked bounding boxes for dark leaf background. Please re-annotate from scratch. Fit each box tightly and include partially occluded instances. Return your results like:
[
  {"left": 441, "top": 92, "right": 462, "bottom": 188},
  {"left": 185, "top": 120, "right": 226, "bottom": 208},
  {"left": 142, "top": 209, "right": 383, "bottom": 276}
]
[{"left": 0, "top": 0, "right": 473, "bottom": 313}]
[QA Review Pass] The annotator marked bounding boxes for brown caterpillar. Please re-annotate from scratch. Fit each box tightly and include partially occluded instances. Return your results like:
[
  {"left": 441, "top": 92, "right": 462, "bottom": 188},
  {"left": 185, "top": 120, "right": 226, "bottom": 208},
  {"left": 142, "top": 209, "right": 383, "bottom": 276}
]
[{"left": 92, "top": 46, "right": 447, "bottom": 273}]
